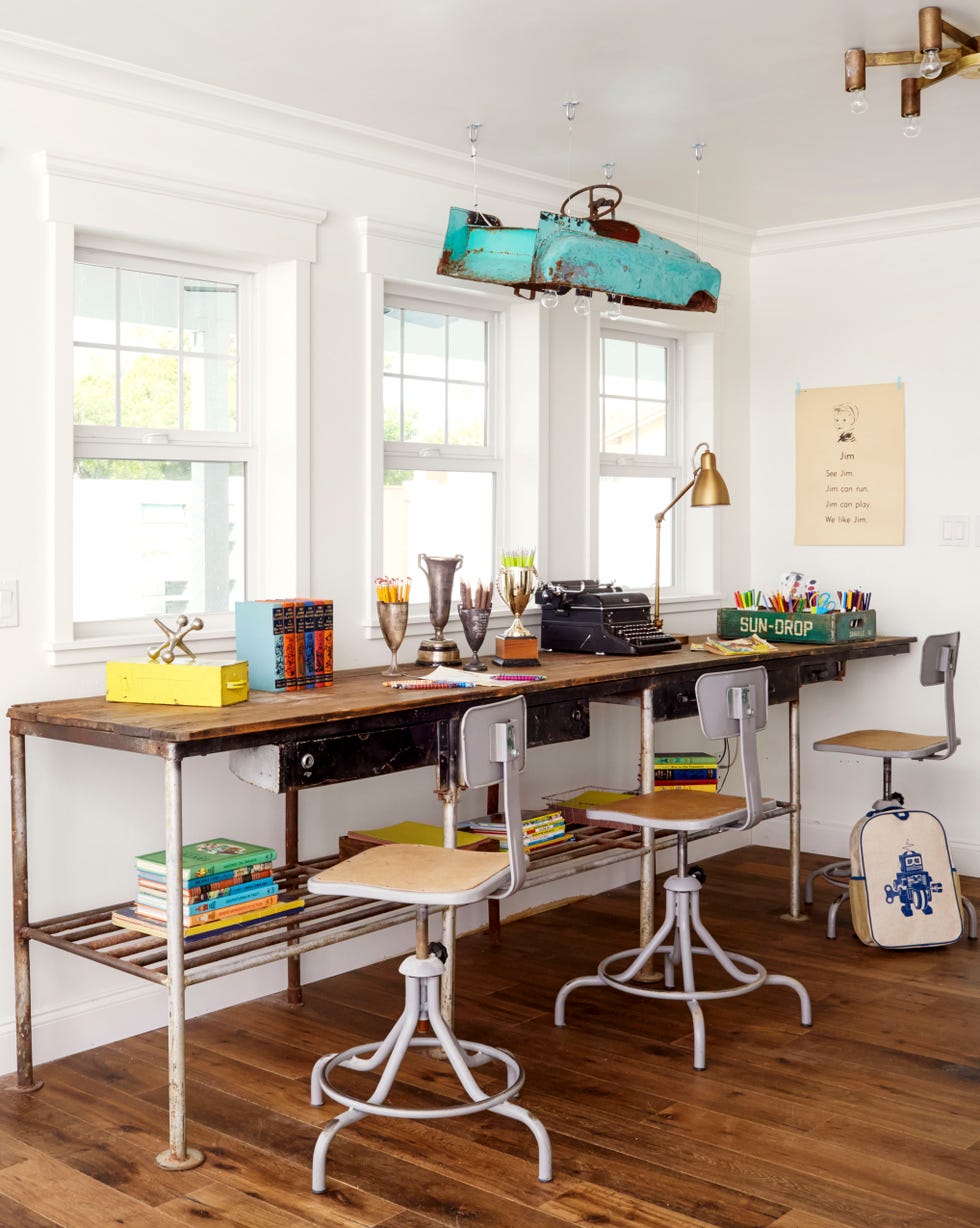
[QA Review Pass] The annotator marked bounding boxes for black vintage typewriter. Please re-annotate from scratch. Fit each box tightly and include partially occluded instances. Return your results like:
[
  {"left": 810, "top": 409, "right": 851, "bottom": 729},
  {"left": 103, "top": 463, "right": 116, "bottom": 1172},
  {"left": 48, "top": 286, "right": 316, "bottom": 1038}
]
[{"left": 534, "top": 580, "right": 681, "bottom": 655}]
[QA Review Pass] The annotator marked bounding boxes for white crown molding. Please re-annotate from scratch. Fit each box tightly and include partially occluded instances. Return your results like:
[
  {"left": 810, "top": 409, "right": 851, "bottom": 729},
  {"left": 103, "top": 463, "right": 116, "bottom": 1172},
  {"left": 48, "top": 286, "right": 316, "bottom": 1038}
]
[
  {"left": 38, "top": 153, "right": 327, "bottom": 227},
  {"left": 0, "top": 31, "right": 752, "bottom": 259},
  {"left": 358, "top": 217, "right": 442, "bottom": 250},
  {"left": 753, "top": 196, "right": 980, "bottom": 255}
]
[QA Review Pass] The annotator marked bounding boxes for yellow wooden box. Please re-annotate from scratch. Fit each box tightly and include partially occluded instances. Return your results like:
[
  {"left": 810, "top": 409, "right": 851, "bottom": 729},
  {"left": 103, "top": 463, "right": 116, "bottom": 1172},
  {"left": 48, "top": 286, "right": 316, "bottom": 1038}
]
[{"left": 106, "top": 659, "right": 249, "bottom": 706}]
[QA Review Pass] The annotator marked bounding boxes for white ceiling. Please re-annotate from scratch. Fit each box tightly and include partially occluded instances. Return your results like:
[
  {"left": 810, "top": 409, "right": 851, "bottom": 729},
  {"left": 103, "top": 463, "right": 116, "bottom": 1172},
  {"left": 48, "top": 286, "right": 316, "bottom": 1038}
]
[{"left": 1, "top": 0, "right": 979, "bottom": 230}]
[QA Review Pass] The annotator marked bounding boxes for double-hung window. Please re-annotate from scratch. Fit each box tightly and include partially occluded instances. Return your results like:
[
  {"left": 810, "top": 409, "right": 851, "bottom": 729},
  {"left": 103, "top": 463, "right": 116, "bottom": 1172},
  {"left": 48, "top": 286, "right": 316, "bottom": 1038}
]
[
  {"left": 72, "top": 249, "right": 253, "bottom": 635},
  {"left": 598, "top": 327, "right": 682, "bottom": 591},
  {"left": 381, "top": 295, "right": 500, "bottom": 593}
]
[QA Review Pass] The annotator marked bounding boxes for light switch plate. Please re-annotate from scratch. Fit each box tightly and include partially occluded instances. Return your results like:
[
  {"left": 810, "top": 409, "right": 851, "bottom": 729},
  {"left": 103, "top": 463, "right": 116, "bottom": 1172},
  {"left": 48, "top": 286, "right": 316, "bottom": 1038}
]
[
  {"left": 939, "top": 516, "right": 969, "bottom": 546},
  {"left": 0, "top": 579, "right": 18, "bottom": 628}
]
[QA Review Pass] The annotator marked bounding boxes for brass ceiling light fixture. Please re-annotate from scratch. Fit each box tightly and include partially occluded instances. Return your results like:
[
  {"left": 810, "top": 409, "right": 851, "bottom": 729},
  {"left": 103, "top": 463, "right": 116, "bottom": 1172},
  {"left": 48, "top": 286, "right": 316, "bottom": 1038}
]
[{"left": 845, "top": 6, "right": 980, "bottom": 137}]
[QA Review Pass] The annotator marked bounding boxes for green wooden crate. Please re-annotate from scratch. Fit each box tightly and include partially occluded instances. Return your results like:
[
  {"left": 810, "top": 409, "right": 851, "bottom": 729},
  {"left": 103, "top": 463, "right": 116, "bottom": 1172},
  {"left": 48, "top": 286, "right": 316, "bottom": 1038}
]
[{"left": 717, "top": 607, "right": 876, "bottom": 644}]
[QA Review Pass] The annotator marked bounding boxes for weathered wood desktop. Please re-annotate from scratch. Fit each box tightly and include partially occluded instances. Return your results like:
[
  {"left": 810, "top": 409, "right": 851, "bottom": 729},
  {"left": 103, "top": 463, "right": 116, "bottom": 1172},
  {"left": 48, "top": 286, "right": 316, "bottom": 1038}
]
[{"left": 7, "top": 636, "right": 912, "bottom": 1169}]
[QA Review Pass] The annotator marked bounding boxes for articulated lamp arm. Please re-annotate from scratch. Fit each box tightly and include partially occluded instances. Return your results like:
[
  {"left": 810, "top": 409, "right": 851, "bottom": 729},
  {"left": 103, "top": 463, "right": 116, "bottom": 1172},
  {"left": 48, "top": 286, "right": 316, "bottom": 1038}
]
[
  {"left": 653, "top": 477, "right": 697, "bottom": 630},
  {"left": 652, "top": 442, "right": 730, "bottom": 632}
]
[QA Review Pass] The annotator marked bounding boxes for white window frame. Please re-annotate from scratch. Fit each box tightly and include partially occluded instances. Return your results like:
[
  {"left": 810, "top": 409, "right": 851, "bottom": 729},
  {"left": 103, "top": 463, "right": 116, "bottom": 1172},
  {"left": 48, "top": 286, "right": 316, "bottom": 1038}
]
[
  {"left": 41, "top": 153, "right": 324, "bottom": 664},
  {"left": 381, "top": 290, "right": 503, "bottom": 613},
  {"left": 598, "top": 323, "right": 685, "bottom": 591},
  {"left": 71, "top": 244, "right": 257, "bottom": 639},
  {"left": 360, "top": 216, "right": 546, "bottom": 642}
]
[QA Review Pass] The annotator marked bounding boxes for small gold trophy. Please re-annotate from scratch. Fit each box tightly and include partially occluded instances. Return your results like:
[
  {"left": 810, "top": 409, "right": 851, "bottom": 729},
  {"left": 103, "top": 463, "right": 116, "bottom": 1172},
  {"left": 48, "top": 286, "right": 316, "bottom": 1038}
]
[{"left": 493, "top": 546, "right": 540, "bottom": 666}]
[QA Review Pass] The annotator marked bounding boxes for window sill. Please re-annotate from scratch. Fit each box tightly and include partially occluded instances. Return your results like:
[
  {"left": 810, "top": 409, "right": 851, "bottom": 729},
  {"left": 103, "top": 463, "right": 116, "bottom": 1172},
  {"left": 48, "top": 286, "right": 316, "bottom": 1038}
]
[{"left": 48, "top": 628, "right": 237, "bottom": 667}]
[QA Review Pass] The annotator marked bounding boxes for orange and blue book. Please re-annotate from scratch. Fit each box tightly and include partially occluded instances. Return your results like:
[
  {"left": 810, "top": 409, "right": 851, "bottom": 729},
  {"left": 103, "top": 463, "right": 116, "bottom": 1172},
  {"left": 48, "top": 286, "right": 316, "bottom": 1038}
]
[
  {"left": 136, "top": 876, "right": 278, "bottom": 920},
  {"left": 112, "top": 895, "right": 304, "bottom": 940}
]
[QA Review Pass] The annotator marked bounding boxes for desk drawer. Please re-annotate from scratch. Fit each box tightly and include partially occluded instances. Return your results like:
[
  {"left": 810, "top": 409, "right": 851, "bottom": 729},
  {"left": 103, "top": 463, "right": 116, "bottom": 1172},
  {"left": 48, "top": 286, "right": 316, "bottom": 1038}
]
[
  {"left": 230, "top": 726, "right": 440, "bottom": 792},
  {"left": 230, "top": 696, "right": 591, "bottom": 792}
]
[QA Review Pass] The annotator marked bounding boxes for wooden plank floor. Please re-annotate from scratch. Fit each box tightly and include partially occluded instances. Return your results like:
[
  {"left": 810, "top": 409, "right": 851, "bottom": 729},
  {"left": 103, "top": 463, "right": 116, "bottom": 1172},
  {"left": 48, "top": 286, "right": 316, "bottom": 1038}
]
[{"left": 1, "top": 847, "right": 977, "bottom": 1227}]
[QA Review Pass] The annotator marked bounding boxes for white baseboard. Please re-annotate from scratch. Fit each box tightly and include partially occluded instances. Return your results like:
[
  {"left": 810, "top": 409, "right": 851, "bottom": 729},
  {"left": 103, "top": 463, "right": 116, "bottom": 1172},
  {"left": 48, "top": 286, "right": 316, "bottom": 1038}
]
[{"left": 752, "top": 821, "right": 980, "bottom": 878}]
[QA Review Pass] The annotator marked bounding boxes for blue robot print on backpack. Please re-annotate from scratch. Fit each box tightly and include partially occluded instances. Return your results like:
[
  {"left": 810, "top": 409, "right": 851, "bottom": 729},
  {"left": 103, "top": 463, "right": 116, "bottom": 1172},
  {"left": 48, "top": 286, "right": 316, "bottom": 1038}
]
[{"left": 884, "top": 841, "right": 944, "bottom": 918}]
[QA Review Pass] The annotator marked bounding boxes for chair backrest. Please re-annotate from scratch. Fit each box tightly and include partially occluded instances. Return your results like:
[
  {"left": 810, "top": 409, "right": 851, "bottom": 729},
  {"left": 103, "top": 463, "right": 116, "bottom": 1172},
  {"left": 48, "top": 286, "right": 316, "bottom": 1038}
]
[
  {"left": 459, "top": 696, "right": 528, "bottom": 896},
  {"left": 695, "top": 665, "right": 769, "bottom": 830},
  {"left": 919, "top": 632, "right": 960, "bottom": 760}
]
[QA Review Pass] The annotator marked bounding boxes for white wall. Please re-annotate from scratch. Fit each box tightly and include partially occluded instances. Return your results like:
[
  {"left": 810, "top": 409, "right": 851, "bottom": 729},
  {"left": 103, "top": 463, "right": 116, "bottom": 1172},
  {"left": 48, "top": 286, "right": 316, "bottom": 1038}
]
[
  {"left": 750, "top": 212, "right": 980, "bottom": 874},
  {"left": 0, "top": 52, "right": 752, "bottom": 1069}
]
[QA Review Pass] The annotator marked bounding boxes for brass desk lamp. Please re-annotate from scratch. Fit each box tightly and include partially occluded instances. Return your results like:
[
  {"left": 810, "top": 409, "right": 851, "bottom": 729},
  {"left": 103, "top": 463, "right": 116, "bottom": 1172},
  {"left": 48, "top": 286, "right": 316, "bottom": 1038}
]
[{"left": 653, "top": 443, "right": 730, "bottom": 631}]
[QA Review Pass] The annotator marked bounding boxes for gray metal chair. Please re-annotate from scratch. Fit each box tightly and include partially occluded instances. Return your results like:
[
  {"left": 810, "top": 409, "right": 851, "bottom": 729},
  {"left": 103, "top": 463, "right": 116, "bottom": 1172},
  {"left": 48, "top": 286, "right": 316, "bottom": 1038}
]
[
  {"left": 306, "top": 695, "right": 552, "bottom": 1191},
  {"left": 555, "top": 665, "right": 811, "bottom": 1070},
  {"left": 806, "top": 631, "right": 976, "bottom": 939}
]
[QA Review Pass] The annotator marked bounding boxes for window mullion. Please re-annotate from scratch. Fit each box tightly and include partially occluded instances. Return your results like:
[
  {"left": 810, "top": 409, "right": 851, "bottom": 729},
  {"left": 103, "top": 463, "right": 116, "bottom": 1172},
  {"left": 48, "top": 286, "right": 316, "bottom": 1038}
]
[
  {"left": 114, "top": 267, "right": 121, "bottom": 428},
  {"left": 177, "top": 274, "right": 185, "bottom": 431}
]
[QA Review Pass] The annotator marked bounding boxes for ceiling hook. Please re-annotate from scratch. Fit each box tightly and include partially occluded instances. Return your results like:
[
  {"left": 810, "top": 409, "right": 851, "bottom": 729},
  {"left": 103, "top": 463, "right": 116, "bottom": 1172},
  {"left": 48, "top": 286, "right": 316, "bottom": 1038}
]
[
  {"left": 601, "top": 161, "right": 615, "bottom": 183},
  {"left": 562, "top": 100, "right": 579, "bottom": 122}
]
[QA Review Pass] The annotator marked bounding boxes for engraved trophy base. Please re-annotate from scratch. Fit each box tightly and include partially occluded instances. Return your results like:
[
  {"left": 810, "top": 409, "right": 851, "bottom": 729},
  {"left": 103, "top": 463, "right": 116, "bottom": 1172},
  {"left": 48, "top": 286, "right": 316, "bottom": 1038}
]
[
  {"left": 492, "top": 635, "right": 540, "bottom": 667},
  {"left": 416, "top": 637, "right": 462, "bottom": 667}
]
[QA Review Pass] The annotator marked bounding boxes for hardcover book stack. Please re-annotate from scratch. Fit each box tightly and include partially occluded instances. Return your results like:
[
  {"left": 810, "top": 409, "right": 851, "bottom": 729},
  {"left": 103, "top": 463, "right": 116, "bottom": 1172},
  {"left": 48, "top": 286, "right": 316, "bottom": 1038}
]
[
  {"left": 112, "top": 837, "right": 303, "bottom": 940},
  {"left": 465, "top": 807, "right": 572, "bottom": 852},
  {"left": 655, "top": 752, "right": 719, "bottom": 792},
  {"left": 235, "top": 599, "right": 334, "bottom": 693}
]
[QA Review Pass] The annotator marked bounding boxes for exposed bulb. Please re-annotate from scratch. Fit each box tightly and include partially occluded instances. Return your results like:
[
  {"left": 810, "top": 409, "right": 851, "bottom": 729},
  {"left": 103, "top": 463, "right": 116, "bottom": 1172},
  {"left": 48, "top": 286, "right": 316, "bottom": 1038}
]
[
  {"left": 920, "top": 48, "right": 943, "bottom": 79},
  {"left": 573, "top": 292, "right": 591, "bottom": 316},
  {"left": 903, "top": 114, "right": 922, "bottom": 139},
  {"left": 604, "top": 296, "right": 623, "bottom": 320},
  {"left": 848, "top": 88, "right": 868, "bottom": 115},
  {"left": 540, "top": 290, "right": 559, "bottom": 310}
]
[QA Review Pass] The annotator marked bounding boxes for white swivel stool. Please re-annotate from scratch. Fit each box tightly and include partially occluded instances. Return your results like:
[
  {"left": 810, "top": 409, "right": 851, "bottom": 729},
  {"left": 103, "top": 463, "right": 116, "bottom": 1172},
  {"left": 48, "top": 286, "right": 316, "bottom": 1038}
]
[
  {"left": 807, "top": 631, "right": 976, "bottom": 940},
  {"left": 306, "top": 695, "right": 552, "bottom": 1192},
  {"left": 555, "top": 665, "right": 812, "bottom": 1071}
]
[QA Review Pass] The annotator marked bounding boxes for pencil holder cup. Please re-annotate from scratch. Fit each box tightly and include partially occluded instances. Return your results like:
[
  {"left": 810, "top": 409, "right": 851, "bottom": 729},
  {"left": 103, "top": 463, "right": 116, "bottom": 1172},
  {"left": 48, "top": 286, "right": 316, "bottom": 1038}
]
[
  {"left": 458, "top": 605, "right": 491, "bottom": 671},
  {"left": 377, "top": 601, "right": 409, "bottom": 677}
]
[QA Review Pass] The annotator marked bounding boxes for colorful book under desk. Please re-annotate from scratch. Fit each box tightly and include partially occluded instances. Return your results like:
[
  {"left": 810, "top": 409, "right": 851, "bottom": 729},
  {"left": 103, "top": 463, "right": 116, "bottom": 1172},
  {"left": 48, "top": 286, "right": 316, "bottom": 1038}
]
[
  {"left": 112, "top": 896, "right": 304, "bottom": 939},
  {"left": 135, "top": 837, "right": 277, "bottom": 881},
  {"left": 338, "top": 820, "right": 499, "bottom": 860}
]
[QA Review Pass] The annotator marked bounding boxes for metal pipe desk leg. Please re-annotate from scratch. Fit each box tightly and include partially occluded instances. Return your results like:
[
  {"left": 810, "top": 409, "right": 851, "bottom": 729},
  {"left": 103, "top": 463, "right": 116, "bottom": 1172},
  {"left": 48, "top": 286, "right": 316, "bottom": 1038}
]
[
  {"left": 782, "top": 698, "right": 807, "bottom": 923},
  {"left": 439, "top": 779, "right": 461, "bottom": 1027},
  {"left": 636, "top": 688, "right": 660, "bottom": 981},
  {"left": 8, "top": 731, "right": 42, "bottom": 1094},
  {"left": 284, "top": 789, "right": 303, "bottom": 1007},
  {"left": 156, "top": 751, "right": 205, "bottom": 1171}
]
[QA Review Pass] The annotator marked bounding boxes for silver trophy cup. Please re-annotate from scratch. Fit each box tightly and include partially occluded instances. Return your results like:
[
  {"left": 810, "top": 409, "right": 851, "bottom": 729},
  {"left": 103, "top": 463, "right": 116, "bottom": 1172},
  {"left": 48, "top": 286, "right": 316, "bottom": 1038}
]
[{"left": 416, "top": 553, "right": 463, "bottom": 666}]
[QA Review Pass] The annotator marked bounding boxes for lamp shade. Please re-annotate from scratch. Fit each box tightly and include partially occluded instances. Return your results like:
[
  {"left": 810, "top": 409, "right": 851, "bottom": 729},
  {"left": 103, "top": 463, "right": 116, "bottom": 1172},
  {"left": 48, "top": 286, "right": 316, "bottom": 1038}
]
[{"left": 690, "top": 448, "right": 731, "bottom": 507}]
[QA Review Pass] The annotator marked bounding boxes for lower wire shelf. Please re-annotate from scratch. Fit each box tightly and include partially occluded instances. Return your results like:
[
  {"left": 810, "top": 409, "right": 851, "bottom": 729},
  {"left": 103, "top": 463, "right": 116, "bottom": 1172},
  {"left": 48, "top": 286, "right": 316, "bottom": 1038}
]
[{"left": 22, "top": 826, "right": 648, "bottom": 987}]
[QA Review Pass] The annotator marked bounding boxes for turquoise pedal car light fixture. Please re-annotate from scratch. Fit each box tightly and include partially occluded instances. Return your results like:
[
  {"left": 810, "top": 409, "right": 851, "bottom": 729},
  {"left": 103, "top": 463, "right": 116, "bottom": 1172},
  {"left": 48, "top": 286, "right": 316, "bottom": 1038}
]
[{"left": 437, "top": 134, "right": 721, "bottom": 315}]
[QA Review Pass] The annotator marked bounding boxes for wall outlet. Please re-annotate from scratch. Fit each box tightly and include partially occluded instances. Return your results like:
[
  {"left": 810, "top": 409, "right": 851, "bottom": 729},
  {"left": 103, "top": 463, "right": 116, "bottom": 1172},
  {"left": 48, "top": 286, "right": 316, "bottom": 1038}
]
[{"left": 0, "top": 579, "right": 18, "bottom": 628}]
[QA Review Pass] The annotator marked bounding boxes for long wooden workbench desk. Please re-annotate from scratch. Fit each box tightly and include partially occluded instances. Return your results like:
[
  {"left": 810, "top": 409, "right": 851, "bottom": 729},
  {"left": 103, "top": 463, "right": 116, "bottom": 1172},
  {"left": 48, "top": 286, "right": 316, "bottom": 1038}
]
[{"left": 7, "top": 636, "right": 913, "bottom": 1168}]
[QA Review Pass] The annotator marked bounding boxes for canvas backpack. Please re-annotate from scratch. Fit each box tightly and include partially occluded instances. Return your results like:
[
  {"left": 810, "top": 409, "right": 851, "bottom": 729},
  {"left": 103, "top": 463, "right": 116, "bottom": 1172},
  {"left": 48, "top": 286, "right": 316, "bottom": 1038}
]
[{"left": 848, "top": 800, "right": 965, "bottom": 948}]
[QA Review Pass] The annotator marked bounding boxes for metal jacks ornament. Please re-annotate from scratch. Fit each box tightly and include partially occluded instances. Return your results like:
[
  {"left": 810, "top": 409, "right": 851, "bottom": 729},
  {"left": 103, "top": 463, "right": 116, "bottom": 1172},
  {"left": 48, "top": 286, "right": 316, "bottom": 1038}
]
[{"left": 148, "top": 615, "right": 205, "bottom": 664}]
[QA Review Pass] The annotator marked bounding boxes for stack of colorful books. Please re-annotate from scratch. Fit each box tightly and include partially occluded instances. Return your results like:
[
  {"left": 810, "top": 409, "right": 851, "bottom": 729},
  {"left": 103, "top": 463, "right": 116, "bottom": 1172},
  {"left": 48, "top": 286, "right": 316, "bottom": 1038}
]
[
  {"left": 464, "top": 807, "right": 572, "bottom": 852},
  {"left": 112, "top": 837, "right": 303, "bottom": 940},
  {"left": 654, "top": 752, "right": 719, "bottom": 791},
  {"left": 235, "top": 599, "right": 334, "bottom": 692}
]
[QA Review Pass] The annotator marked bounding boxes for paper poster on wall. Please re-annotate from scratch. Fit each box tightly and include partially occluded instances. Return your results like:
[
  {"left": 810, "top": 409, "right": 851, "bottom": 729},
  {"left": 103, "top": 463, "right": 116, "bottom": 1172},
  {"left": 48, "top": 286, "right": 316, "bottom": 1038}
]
[{"left": 795, "top": 382, "right": 905, "bottom": 545}]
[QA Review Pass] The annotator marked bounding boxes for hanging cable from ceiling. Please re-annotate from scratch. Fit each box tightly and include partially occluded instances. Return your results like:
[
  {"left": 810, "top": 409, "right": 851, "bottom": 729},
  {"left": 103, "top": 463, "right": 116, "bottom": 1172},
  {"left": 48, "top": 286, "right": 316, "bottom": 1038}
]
[
  {"left": 562, "top": 99, "right": 579, "bottom": 199},
  {"left": 466, "top": 122, "right": 483, "bottom": 213},
  {"left": 692, "top": 142, "right": 705, "bottom": 260}
]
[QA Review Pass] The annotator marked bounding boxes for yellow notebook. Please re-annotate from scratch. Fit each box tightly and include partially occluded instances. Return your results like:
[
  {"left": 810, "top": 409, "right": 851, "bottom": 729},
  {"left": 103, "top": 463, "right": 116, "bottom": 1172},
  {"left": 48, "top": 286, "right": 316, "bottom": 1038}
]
[{"left": 347, "top": 821, "right": 490, "bottom": 849}]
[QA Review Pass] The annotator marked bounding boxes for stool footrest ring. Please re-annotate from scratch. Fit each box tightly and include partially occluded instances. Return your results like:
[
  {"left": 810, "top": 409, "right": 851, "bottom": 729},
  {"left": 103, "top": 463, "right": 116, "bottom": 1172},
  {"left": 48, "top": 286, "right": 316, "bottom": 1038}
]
[
  {"left": 317, "top": 1037, "right": 524, "bottom": 1119},
  {"left": 597, "top": 945, "right": 768, "bottom": 1003}
]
